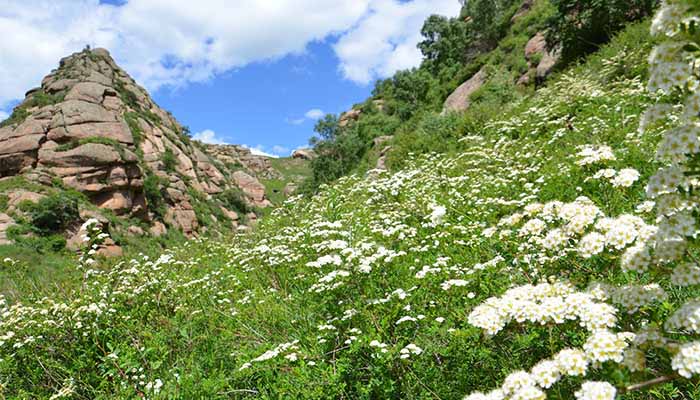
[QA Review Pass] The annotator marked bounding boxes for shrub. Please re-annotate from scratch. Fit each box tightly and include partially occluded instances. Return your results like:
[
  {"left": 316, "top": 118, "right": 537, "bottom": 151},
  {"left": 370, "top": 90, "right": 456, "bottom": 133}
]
[
  {"left": 143, "top": 172, "right": 168, "bottom": 220},
  {"left": 546, "top": 0, "right": 659, "bottom": 62},
  {"left": 162, "top": 147, "right": 179, "bottom": 173},
  {"left": 22, "top": 192, "right": 80, "bottom": 234},
  {"left": 216, "top": 188, "right": 251, "bottom": 215}
]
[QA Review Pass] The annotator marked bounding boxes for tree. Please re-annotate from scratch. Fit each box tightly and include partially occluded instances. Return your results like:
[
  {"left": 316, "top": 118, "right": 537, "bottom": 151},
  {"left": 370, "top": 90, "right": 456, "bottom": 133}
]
[{"left": 546, "top": 0, "right": 659, "bottom": 62}]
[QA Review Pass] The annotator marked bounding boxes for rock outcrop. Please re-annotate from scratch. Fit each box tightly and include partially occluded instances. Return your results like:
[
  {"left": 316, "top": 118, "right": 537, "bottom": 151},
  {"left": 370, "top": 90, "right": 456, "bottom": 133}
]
[
  {"left": 0, "top": 47, "right": 275, "bottom": 244},
  {"left": 442, "top": 68, "right": 487, "bottom": 114},
  {"left": 518, "top": 32, "right": 561, "bottom": 86},
  {"left": 202, "top": 143, "right": 281, "bottom": 180},
  {"left": 292, "top": 148, "right": 316, "bottom": 160}
]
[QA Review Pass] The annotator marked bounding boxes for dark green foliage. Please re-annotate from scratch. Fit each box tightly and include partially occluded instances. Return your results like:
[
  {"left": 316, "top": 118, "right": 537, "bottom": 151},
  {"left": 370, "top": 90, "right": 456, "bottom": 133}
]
[
  {"left": 23, "top": 192, "right": 80, "bottom": 234},
  {"left": 546, "top": 0, "right": 659, "bottom": 62},
  {"left": 419, "top": 14, "right": 472, "bottom": 72},
  {"left": 123, "top": 111, "right": 143, "bottom": 146},
  {"left": 303, "top": 0, "right": 529, "bottom": 193},
  {"left": 216, "top": 188, "right": 251, "bottom": 215},
  {"left": 54, "top": 136, "right": 121, "bottom": 152},
  {"left": 143, "top": 172, "right": 168, "bottom": 220},
  {"left": 7, "top": 225, "right": 67, "bottom": 253},
  {"left": 161, "top": 147, "right": 179, "bottom": 173}
]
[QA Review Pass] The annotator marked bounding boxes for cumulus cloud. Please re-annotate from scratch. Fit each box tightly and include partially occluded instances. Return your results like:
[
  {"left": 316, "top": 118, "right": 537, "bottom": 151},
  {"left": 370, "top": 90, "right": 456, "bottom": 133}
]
[
  {"left": 0, "top": 0, "right": 460, "bottom": 108},
  {"left": 0, "top": 0, "right": 372, "bottom": 108},
  {"left": 272, "top": 145, "right": 291, "bottom": 156},
  {"left": 192, "top": 129, "right": 228, "bottom": 145},
  {"left": 334, "top": 0, "right": 462, "bottom": 84},
  {"left": 243, "top": 145, "right": 280, "bottom": 158},
  {"left": 304, "top": 109, "right": 325, "bottom": 120}
]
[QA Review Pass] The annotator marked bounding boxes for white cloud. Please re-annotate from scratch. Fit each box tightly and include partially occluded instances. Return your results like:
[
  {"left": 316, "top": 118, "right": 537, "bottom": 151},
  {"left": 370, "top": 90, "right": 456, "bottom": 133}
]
[
  {"left": 272, "top": 145, "right": 290, "bottom": 156},
  {"left": 243, "top": 145, "right": 279, "bottom": 158},
  {"left": 0, "top": 0, "right": 373, "bottom": 108},
  {"left": 304, "top": 108, "right": 325, "bottom": 120},
  {"left": 286, "top": 117, "right": 306, "bottom": 125},
  {"left": 192, "top": 129, "right": 228, "bottom": 145},
  {"left": 0, "top": 0, "right": 460, "bottom": 108},
  {"left": 334, "top": 0, "right": 461, "bottom": 84},
  {"left": 0, "top": 110, "right": 8, "bottom": 122}
]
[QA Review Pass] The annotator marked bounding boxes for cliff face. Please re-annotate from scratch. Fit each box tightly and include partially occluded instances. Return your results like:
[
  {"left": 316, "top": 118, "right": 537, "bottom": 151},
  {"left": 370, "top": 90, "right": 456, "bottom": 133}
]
[{"left": 0, "top": 48, "right": 275, "bottom": 239}]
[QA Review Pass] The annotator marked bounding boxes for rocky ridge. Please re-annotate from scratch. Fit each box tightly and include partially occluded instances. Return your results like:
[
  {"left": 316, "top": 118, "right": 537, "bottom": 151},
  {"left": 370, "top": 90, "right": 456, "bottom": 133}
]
[{"left": 0, "top": 48, "right": 278, "bottom": 246}]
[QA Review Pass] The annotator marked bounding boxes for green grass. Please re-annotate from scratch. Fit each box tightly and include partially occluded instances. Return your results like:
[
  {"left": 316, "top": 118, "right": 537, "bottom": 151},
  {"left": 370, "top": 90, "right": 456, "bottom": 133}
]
[
  {"left": 263, "top": 157, "right": 311, "bottom": 205},
  {"left": 2, "top": 13, "right": 698, "bottom": 400}
]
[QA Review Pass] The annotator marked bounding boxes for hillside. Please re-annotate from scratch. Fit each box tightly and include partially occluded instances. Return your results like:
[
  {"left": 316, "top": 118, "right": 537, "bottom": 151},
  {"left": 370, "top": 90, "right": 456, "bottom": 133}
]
[
  {"left": 5, "top": 0, "right": 700, "bottom": 396},
  {"left": 0, "top": 48, "right": 309, "bottom": 257}
]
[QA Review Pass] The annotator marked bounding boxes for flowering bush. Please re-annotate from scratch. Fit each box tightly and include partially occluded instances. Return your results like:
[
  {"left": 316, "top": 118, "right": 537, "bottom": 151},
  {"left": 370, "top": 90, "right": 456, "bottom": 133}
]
[{"left": 2, "top": 5, "right": 700, "bottom": 399}]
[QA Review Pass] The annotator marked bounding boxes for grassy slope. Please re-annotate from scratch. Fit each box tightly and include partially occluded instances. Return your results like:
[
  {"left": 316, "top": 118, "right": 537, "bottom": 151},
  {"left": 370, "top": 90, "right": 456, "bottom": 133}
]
[
  {"left": 262, "top": 157, "right": 311, "bottom": 206},
  {"left": 3, "top": 21, "right": 694, "bottom": 399}
]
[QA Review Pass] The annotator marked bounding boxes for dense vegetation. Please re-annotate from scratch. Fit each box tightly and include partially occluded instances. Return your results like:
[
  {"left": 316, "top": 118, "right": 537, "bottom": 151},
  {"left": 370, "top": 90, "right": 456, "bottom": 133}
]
[
  {"left": 4, "top": 1, "right": 700, "bottom": 397},
  {"left": 303, "top": 0, "right": 659, "bottom": 193}
]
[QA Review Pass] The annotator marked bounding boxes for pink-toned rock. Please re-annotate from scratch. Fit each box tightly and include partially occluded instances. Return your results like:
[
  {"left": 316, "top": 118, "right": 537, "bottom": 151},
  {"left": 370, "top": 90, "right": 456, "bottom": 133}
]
[
  {"left": 524, "top": 32, "right": 547, "bottom": 61},
  {"left": 6, "top": 191, "right": 44, "bottom": 213},
  {"left": 150, "top": 221, "right": 167, "bottom": 237},
  {"left": 536, "top": 48, "right": 561, "bottom": 80},
  {"left": 0, "top": 134, "right": 45, "bottom": 155},
  {"left": 39, "top": 143, "right": 136, "bottom": 167},
  {"left": 48, "top": 121, "right": 133, "bottom": 144},
  {"left": 165, "top": 208, "right": 198, "bottom": 235},
  {"left": 128, "top": 225, "right": 145, "bottom": 236},
  {"left": 292, "top": 149, "right": 316, "bottom": 160},
  {"left": 65, "top": 82, "right": 109, "bottom": 104},
  {"left": 442, "top": 68, "right": 487, "bottom": 113},
  {"left": 97, "top": 238, "right": 123, "bottom": 257},
  {"left": 339, "top": 109, "right": 361, "bottom": 127},
  {"left": 232, "top": 170, "right": 272, "bottom": 208},
  {"left": 46, "top": 79, "right": 78, "bottom": 93},
  {"left": 93, "top": 190, "right": 134, "bottom": 214},
  {"left": 52, "top": 100, "right": 117, "bottom": 127},
  {"left": 102, "top": 95, "right": 123, "bottom": 112}
]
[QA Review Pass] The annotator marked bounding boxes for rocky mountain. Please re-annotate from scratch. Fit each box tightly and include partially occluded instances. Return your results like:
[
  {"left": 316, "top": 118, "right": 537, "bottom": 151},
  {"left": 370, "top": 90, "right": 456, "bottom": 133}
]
[{"left": 0, "top": 48, "right": 288, "bottom": 248}]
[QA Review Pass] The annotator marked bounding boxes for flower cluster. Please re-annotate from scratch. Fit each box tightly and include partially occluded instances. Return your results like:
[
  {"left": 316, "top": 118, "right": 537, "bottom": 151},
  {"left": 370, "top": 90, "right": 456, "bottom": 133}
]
[{"left": 467, "top": 282, "right": 617, "bottom": 335}]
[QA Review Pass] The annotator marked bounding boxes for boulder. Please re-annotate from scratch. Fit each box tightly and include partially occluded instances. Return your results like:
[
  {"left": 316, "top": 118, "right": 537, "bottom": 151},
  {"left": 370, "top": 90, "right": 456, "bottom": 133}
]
[
  {"left": 292, "top": 149, "right": 316, "bottom": 160},
  {"left": 92, "top": 190, "right": 134, "bottom": 214},
  {"left": 232, "top": 170, "right": 272, "bottom": 208},
  {"left": 339, "top": 108, "right": 362, "bottom": 127},
  {"left": 128, "top": 225, "right": 145, "bottom": 236},
  {"left": 150, "top": 221, "right": 167, "bottom": 237},
  {"left": 165, "top": 208, "right": 198, "bottom": 235},
  {"left": 524, "top": 32, "right": 547, "bottom": 61},
  {"left": 97, "top": 238, "right": 123, "bottom": 257},
  {"left": 536, "top": 47, "right": 561, "bottom": 81},
  {"left": 442, "top": 68, "right": 487, "bottom": 114}
]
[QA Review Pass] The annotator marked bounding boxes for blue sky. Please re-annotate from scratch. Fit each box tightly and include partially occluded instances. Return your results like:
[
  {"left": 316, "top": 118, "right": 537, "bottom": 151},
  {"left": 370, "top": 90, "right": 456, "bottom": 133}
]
[
  {"left": 0, "top": 0, "right": 462, "bottom": 157},
  {"left": 152, "top": 41, "right": 371, "bottom": 156}
]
